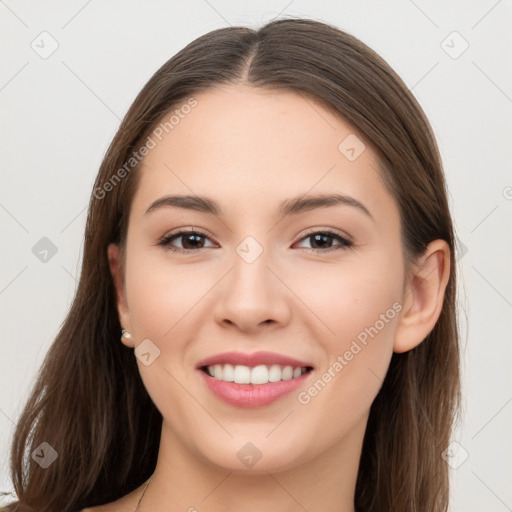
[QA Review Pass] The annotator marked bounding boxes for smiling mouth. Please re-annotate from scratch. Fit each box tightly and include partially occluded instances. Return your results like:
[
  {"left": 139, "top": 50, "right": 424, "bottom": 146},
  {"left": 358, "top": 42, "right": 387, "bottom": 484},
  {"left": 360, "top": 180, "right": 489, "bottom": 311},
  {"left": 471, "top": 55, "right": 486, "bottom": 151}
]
[{"left": 200, "top": 364, "right": 314, "bottom": 385}]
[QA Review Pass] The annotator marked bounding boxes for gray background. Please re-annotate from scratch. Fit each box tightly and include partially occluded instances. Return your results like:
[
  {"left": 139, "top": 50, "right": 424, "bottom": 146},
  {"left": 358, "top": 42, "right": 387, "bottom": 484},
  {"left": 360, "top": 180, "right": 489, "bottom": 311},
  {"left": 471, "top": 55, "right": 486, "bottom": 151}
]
[{"left": 1, "top": 1, "right": 511, "bottom": 510}]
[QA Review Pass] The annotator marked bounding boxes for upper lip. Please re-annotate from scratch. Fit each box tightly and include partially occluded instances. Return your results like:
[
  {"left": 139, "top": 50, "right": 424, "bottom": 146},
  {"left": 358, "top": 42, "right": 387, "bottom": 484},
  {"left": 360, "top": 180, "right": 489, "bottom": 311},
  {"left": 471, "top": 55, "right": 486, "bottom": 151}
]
[{"left": 196, "top": 351, "right": 314, "bottom": 369}]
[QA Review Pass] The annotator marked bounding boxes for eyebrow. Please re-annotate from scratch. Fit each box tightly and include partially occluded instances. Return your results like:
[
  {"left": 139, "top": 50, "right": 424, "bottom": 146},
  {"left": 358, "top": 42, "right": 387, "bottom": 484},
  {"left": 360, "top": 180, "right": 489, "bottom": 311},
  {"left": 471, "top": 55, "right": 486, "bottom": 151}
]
[{"left": 144, "top": 193, "right": 373, "bottom": 221}]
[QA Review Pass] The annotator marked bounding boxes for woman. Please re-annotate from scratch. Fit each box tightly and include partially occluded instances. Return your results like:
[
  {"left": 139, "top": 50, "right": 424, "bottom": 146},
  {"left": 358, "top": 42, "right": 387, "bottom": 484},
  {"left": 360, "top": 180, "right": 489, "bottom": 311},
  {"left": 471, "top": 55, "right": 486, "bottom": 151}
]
[{"left": 3, "top": 16, "right": 460, "bottom": 512}]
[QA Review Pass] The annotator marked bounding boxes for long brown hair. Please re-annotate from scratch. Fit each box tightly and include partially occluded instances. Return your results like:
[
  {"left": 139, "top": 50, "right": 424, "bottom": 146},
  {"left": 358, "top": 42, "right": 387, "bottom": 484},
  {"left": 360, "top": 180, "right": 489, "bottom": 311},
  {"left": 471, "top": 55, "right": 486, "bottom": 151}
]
[{"left": 4, "top": 17, "right": 460, "bottom": 512}]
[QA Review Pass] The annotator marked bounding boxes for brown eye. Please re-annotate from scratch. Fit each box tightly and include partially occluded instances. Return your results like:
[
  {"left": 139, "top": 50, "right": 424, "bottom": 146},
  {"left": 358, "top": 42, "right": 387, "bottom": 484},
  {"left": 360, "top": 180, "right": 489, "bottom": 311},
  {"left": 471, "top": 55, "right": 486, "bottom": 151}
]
[
  {"left": 157, "top": 229, "right": 353, "bottom": 255},
  {"left": 295, "top": 230, "right": 353, "bottom": 253},
  {"left": 158, "top": 230, "right": 215, "bottom": 253}
]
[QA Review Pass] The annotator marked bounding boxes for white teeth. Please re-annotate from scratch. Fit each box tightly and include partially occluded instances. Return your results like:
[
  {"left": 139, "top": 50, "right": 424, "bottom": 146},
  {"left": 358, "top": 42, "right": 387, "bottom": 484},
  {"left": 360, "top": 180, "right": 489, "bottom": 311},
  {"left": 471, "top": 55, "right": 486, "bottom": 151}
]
[
  {"left": 250, "top": 365, "right": 269, "bottom": 385},
  {"left": 213, "top": 364, "right": 224, "bottom": 380},
  {"left": 222, "top": 364, "right": 234, "bottom": 382},
  {"left": 233, "top": 365, "right": 251, "bottom": 384},
  {"left": 282, "top": 366, "right": 293, "bottom": 380},
  {"left": 204, "top": 363, "right": 309, "bottom": 384},
  {"left": 268, "top": 364, "right": 282, "bottom": 382}
]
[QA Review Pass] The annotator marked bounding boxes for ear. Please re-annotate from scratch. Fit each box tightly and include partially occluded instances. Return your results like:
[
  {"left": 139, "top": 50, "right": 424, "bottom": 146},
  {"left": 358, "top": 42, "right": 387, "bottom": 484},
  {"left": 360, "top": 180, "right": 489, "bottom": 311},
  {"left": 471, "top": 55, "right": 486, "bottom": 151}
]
[
  {"left": 107, "top": 243, "right": 134, "bottom": 348},
  {"left": 393, "top": 239, "right": 451, "bottom": 353}
]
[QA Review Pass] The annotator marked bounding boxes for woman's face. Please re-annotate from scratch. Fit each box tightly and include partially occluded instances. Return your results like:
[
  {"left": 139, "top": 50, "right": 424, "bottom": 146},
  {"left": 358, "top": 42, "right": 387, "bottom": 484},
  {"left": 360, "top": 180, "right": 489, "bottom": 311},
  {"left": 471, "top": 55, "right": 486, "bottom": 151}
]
[{"left": 111, "top": 84, "right": 408, "bottom": 472}]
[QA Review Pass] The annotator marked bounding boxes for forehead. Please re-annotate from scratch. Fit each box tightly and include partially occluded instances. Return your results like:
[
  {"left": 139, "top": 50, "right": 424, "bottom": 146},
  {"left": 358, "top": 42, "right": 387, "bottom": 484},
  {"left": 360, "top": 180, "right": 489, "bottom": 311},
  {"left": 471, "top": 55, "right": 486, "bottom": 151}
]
[{"left": 130, "top": 84, "right": 398, "bottom": 224}]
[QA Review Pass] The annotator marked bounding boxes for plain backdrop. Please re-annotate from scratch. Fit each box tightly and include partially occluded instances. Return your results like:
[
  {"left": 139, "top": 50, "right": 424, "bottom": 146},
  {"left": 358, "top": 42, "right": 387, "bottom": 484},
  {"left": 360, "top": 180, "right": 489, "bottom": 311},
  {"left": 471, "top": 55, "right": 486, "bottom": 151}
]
[{"left": 1, "top": 1, "right": 511, "bottom": 510}]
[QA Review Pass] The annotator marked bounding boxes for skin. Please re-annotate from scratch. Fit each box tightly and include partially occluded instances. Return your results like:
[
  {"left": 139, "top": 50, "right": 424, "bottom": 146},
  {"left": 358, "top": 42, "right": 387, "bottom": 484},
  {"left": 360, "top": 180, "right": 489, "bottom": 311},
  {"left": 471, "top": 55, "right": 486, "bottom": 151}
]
[{"left": 86, "top": 84, "right": 450, "bottom": 512}]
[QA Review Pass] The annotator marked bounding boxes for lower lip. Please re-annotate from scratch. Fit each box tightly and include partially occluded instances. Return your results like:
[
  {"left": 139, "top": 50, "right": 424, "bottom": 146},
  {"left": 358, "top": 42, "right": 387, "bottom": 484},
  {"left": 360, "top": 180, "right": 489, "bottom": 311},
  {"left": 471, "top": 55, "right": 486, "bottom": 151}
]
[{"left": 197, "top": 368, "right": 312, "bottom": 408}]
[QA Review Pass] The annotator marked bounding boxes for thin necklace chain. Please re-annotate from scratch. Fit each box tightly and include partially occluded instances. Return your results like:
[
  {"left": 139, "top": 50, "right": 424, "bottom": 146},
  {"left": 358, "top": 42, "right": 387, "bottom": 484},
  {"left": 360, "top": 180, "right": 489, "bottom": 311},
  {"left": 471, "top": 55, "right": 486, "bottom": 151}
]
[{"left": 134, "top": 474, "right": 153, "bottom": 512}]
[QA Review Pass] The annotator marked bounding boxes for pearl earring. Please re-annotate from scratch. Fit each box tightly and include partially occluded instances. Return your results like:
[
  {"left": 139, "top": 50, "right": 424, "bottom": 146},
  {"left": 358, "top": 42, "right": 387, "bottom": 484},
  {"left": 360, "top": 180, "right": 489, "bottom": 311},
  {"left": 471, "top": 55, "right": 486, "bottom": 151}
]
[{"left": 121, "top": 329, "right": 132, "bottom": 342}]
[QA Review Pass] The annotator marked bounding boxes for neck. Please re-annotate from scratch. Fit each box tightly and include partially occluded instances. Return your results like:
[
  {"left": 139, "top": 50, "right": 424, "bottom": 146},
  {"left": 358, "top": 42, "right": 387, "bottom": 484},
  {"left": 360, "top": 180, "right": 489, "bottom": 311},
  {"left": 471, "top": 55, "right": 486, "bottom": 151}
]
[{"left": 138, "top": 416, "right": 367, "bottom": 512}]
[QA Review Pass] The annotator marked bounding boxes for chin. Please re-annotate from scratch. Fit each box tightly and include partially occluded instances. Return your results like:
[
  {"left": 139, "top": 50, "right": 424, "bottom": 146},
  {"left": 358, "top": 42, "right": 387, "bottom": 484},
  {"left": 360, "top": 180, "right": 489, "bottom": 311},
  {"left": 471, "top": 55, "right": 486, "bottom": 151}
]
[{"left": 194, "top": 433, "right": 309, "bottom": 474}]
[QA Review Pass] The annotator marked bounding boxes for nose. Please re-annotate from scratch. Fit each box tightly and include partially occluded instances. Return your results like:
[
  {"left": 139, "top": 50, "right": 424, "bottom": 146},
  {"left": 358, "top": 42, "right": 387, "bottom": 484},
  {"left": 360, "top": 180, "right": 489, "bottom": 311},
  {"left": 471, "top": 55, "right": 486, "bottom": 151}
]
[{"left": 213, "top": 243, "right": 291, "bottom": 334}]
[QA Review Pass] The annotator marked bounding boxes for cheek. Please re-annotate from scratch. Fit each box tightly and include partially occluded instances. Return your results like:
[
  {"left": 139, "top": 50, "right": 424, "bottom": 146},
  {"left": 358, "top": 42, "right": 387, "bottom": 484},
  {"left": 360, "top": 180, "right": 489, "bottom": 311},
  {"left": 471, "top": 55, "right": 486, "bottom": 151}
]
[
  {"left": 124, "top": 248, "right": 207, "bottom": 338},
  {"left": 294, "top": 254, "right": 403, "bottom": 345},
  {"left": 293, "top": 263, "right": 402, "bottom": 427},
  {"left": 294, "top": 258, "right": 402, "bottom": 405},
  {"left": 123, "top": 251, "right": 203, "bottom": 419}
]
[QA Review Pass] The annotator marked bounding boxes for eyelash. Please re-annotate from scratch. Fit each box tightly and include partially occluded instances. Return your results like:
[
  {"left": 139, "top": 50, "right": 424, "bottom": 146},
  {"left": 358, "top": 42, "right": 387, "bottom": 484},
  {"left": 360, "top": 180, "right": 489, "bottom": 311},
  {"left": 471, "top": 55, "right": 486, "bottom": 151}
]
[{"left": 157, "top": 229, "right": 353, "bottom": 254}]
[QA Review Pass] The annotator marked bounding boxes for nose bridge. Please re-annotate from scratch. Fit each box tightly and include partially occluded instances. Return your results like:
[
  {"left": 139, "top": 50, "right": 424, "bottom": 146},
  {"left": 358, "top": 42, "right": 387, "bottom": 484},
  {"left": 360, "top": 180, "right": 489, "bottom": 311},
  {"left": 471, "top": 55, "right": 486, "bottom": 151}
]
[
  {"left": 230, "top": 234, "right": 274, "bottom": 300},
  {"left": 213, "top": 232, "right": 289, "bottom": 329}
]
